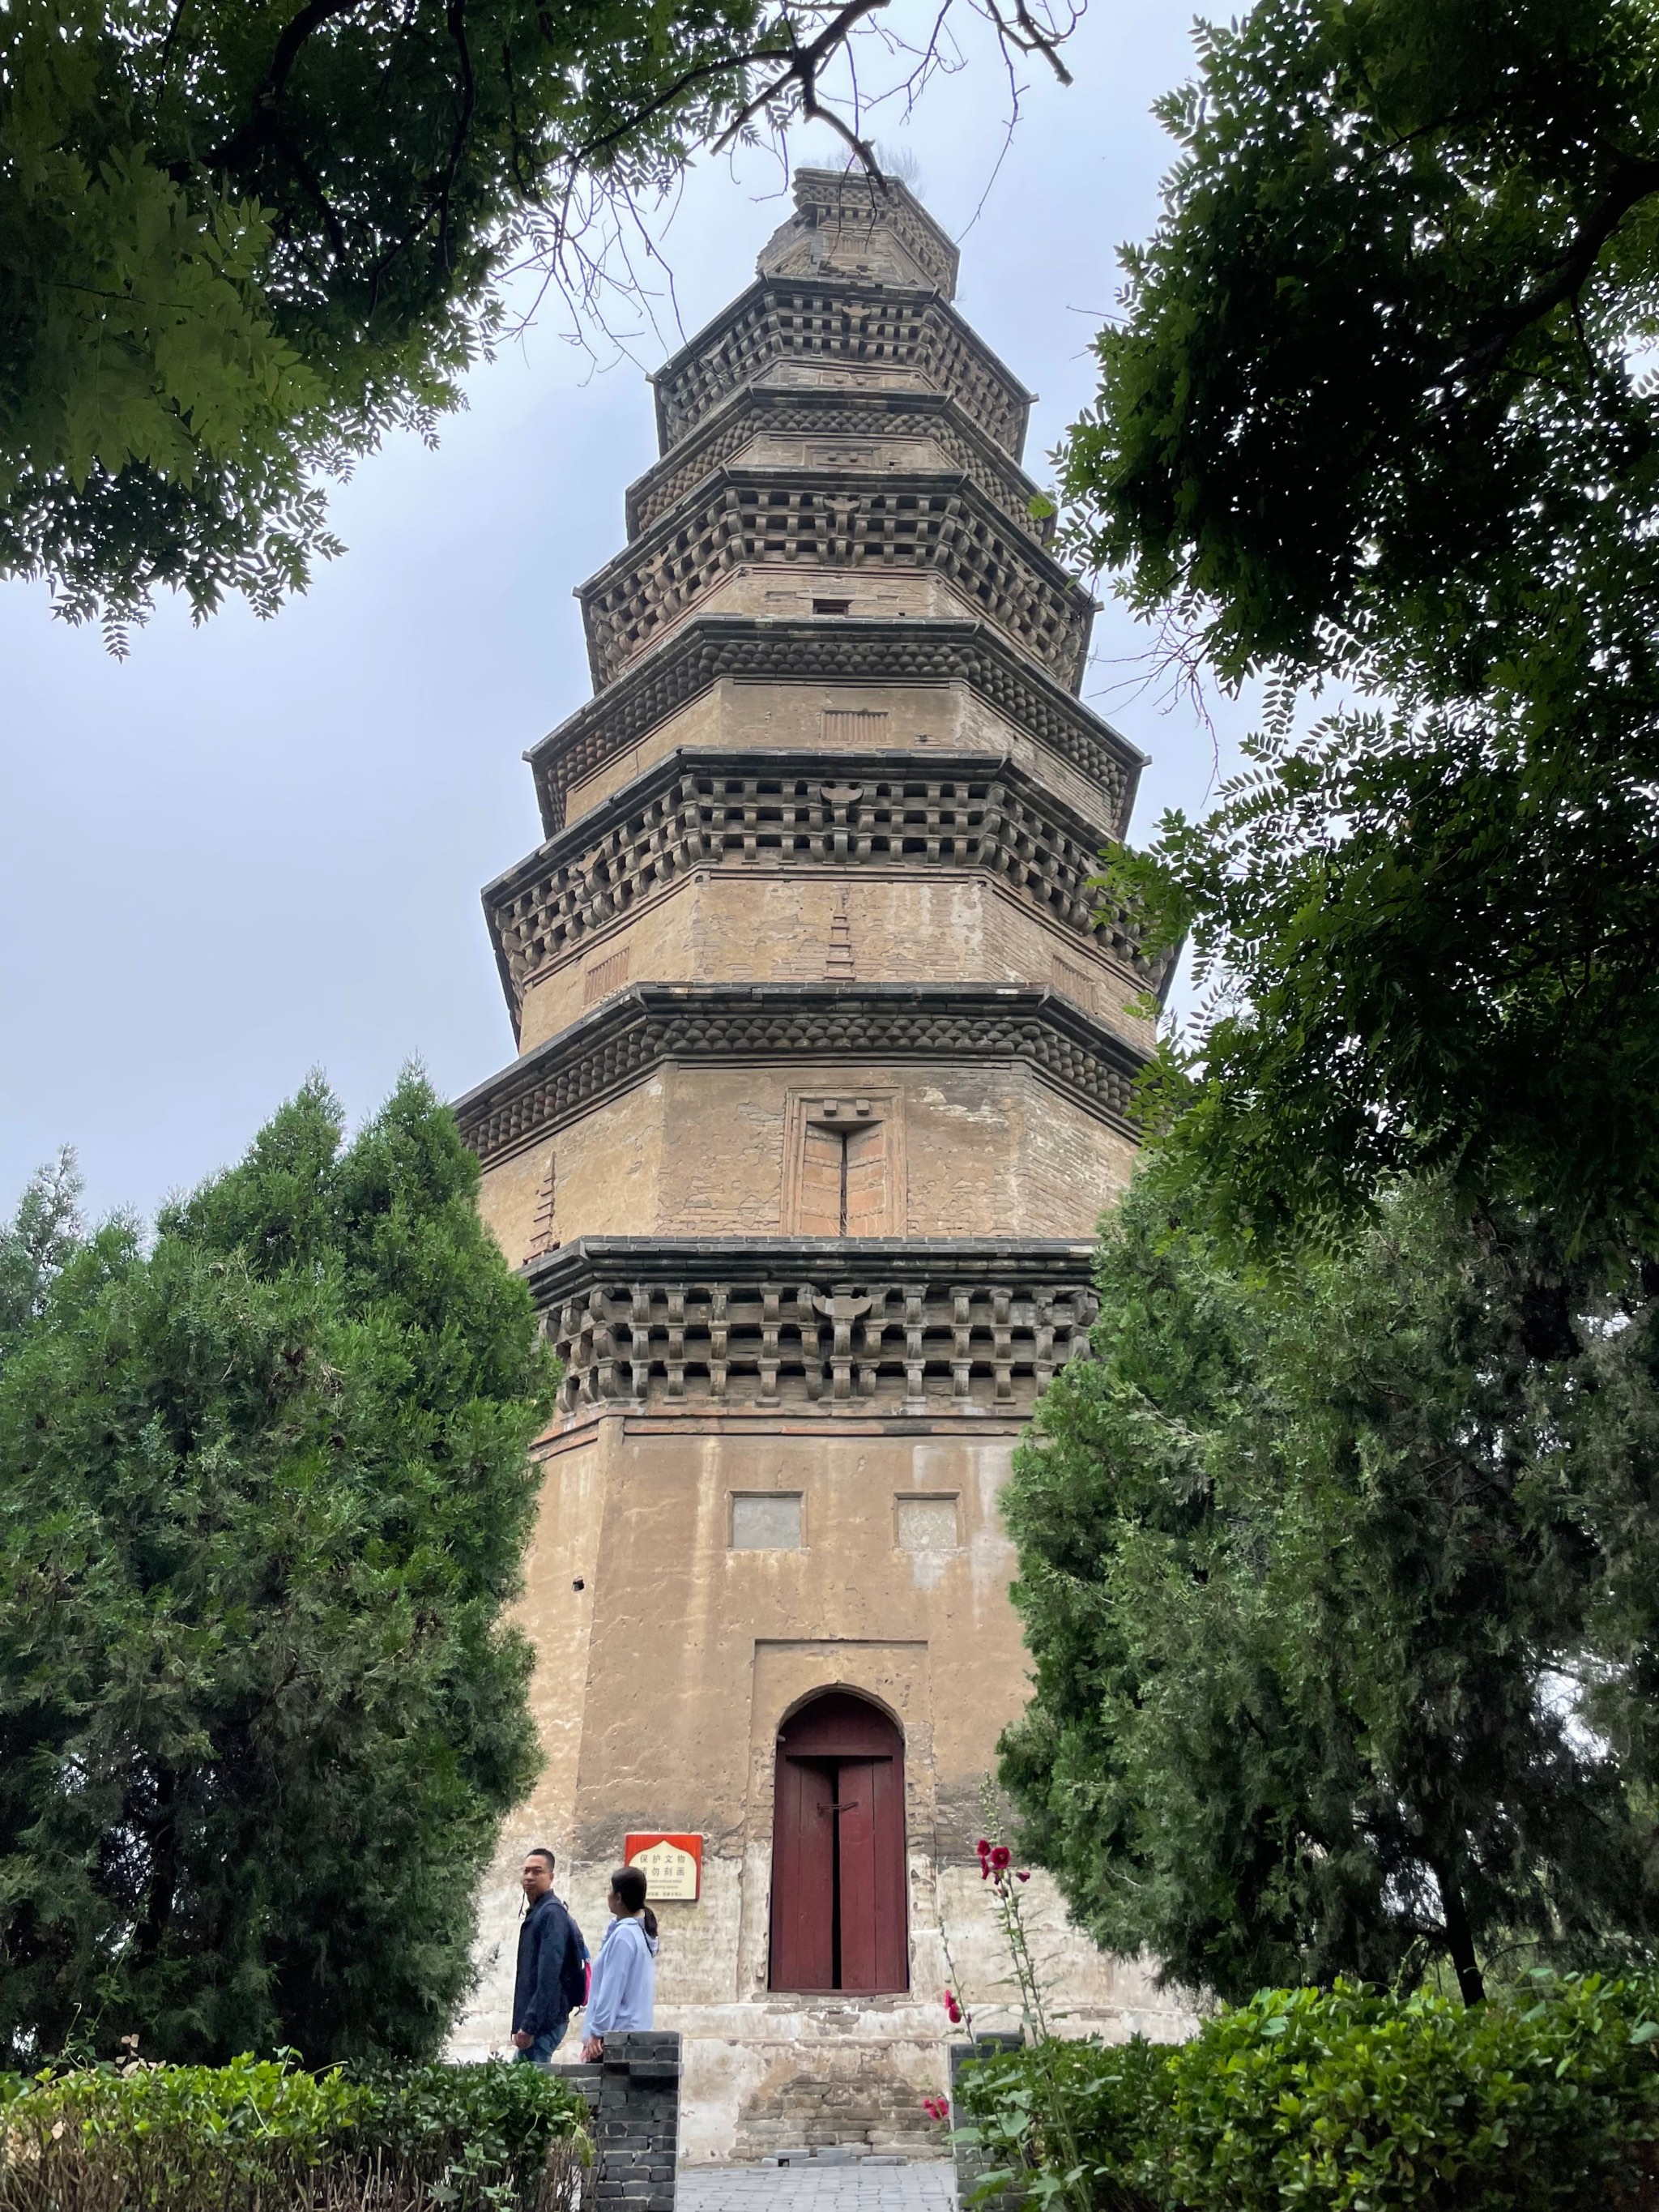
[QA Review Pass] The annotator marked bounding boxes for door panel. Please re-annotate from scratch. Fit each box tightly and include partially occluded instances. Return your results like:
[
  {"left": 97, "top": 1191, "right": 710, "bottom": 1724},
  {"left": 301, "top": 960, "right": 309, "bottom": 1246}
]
[
  {"left": 770, "top": 1692, "right": 909, "bottom": 1994},
  {"left": 770, "top": 1756, "right": 835, "bottom": 1991},
  {"left": 796, "top": 1125, "right": 847, "bottom": 1236},
  {"left": 869, "top": 1755, "right": 909, "bottom": 1991},
  {"left": 836, "top": 1761, "right": 880, "bottom": 1988},
  {"left": 843, "top": 1121, "right": 889, "bottom": 1233}
]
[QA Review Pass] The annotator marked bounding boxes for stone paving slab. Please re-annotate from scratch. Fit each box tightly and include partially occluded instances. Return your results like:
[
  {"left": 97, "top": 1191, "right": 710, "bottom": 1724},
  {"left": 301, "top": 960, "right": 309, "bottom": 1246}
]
[{"left": 679, "top": 2162, "right": 957, "bottom": 2212}]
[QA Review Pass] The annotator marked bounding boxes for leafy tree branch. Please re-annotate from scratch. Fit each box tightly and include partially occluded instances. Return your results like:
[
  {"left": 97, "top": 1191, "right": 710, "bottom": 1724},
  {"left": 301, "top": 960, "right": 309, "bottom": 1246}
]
[{"left": 0, "top": 0, "right": 1080, "bottom": 642}]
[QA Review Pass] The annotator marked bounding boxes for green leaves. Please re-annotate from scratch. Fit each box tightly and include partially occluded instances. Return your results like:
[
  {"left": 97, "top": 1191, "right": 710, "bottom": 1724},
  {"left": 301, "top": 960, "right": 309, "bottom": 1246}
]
[
  {"left": 998, "top": 1163, "right": 1659, "bottom": 2004},
  {"left": 0, "top": 1074, "right": 556, "bottom": 2066},
  {"left": 0, "top": 2054, "right": 590, "bottom": 2210},
  {"left": 953, "top": 1975, "right": 1659, "bottom": 2211},
  {"left": 1056, "top": 0, "right": 1659, "bottom": 1252},
  {"left": 0, "top": 1149, "right": 83, "bottom": 1374},
  {"left": 0, "top": 0, "right": 783, "bottom": 638},
  {"left": 1162, "top": 1977, "right": 1659, "bottom": 2211}
]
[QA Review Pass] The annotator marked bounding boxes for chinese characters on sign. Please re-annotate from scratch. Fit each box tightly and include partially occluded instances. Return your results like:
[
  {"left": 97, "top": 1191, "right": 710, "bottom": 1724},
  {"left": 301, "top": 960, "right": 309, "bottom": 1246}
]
[{"left": 624, "top": 1833, "right": 703, "bottom": 1901}]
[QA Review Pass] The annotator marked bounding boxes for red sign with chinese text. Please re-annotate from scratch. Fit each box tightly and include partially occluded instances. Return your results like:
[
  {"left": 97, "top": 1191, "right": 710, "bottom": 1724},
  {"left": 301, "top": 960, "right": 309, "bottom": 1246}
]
[{"left": 623, "top": 1832, "right": 703, "bottom": 1901}]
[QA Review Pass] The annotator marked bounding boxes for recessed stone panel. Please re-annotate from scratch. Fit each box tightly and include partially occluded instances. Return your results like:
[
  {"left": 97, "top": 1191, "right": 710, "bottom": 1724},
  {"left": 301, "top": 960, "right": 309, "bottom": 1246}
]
[{"left": 731, "top": 1493, "right": 804, "bottom": 1550}]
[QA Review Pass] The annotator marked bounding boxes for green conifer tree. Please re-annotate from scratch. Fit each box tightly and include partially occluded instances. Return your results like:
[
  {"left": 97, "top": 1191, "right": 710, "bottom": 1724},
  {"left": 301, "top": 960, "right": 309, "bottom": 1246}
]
[
  {"left": 0, "top": 1074, "right": 555, "bottom": 2065},
  {"left": 999, "top": 1165, "right": 1659, "bottom": 2005}
]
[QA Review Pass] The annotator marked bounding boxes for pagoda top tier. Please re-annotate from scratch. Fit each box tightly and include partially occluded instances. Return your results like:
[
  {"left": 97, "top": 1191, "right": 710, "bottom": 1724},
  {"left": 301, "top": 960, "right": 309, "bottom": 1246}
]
[
  {"left": 754, "top": 168, "right": 961, "bottom": 299},
  {"left": 648, "top": 169, "right": 1031, "bottom": 462}
]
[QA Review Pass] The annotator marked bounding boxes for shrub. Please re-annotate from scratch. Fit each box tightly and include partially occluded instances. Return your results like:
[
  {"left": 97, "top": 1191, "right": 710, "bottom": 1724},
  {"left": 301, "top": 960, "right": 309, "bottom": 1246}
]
[
  {"left": 350, "top": 2061, "right": 593, "bottom": 2208},
  {"left": 0, "top": 1076, "right": 555, "bottom": 2067},
  {"left": 953, "top": 1973, "right": 1659, "bottom": 2211},
  {"left": 0, "top": 2054, "right": 590, "bottom": 2212},
  {"left": 956, "top": 2034, "right": 1169, "bottom": 2212}
]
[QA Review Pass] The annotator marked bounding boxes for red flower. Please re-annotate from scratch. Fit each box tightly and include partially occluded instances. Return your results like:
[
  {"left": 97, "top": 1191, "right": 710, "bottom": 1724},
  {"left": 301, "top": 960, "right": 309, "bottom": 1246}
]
[
  {"left": 990, "top": 1844, "right": 1012, "bottom": 1870},
  {"left": 1016, "top": 1870, "right": 1030, "bottom": 1883},
  {"left": 975, "top": 1838, "right": 992, "bottom": 1858},
  {"left": 922, "top": 2096, "right": 950, "bottom": 2122}
]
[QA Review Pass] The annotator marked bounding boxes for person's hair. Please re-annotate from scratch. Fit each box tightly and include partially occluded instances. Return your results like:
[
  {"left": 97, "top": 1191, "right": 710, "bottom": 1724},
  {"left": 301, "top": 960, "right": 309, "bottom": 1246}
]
[
  {"left": 610, "top": 1864, "right": 658, "bottom": 1941},
  {"left": 526, "top": 1847, "right": 557, "bottom": 1873}
]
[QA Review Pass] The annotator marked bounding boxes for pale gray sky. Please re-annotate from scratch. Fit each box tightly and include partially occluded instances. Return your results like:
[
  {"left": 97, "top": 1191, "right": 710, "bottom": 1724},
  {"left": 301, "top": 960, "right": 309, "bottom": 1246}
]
[{"left": 0, "top": 1, "right": 1249, "bottom": 1226}]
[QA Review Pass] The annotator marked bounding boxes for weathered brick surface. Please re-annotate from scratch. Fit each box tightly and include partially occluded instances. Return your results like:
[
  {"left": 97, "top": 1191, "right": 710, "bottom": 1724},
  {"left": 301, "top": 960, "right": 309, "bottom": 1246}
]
[
  {"left": 578, "top": 482, "right": 1093, "bottom": 690},
  {"left": 650, "top": 278, "right": 1029, "bottom": 457},
  {"left": 536, "top": 633, "right": 1142, "bottom": 836},
  {"left": 949, "top": 2038, "right": 1024, "bottom": 2212},
  {"left": 625, "top": 389, "right": 1054, "bottom": 544},
  {"left": 514, "top": 873, "right": 1154, "bottom": 1051},
  {"left": 476, "top": 1055, "right": 1137, "bottom": 1263},
  {"left": 731, "top": 2052, "right": 940, "bottom": 2159}
]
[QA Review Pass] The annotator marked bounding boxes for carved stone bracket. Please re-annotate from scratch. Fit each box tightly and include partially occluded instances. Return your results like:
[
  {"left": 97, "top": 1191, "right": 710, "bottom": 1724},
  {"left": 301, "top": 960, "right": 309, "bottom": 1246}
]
[
  {"left": 578, "top": 468, "right": 1094, "bottom": 690},
  {"left": 454, "top": 982, "right": 1149, "bottom": 1166},
  {"left": 484, "top": 750, "right": 1173, "bottom": 1018},
  {"left": 527, "top": 1237, "right": 1098, "bottom": 1417},
  {"left": 650, "top": 277, "right": 1031, "bottom": 459},
  {"left": 625, "top": 386, "right": 1056, "bottom": 544},
  {"left": 527, "top": 618, "right": 1145, "bottom": 837}
]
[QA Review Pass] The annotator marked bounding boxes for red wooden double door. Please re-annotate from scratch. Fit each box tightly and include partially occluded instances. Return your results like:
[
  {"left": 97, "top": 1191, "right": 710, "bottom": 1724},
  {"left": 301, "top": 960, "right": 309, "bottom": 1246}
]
[{"left": 769, "top": 1691, "right": 908, "bottom": 1992}]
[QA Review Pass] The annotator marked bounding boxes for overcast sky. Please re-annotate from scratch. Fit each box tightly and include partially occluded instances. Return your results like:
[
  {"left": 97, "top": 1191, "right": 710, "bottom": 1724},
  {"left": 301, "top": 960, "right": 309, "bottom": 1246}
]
[{"left": 0, "top": 0, "right": 1251, "bottom": 1228}]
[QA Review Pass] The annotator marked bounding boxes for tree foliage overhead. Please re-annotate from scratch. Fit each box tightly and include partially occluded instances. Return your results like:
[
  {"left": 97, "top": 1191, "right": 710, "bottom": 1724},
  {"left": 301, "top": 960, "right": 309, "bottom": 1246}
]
[
  {"left": 0, "top": 1074, "right": 556, "bottom": 2066},
  {"left": 1056, "top": 0, "right": 1659, "bottom": 1246},
  {"left": 0, "top": 0, "right": 1076, "bottom": 643},
  {"left": 998, "top": 1161, "right": 1659, "bottom": 2006}
]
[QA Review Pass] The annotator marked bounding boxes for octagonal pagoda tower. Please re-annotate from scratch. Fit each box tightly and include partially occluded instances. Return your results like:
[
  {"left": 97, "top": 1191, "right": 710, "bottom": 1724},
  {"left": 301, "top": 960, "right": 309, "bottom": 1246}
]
[{"left": 450, "top": 170, "right": 1188, "bottom": 2158}]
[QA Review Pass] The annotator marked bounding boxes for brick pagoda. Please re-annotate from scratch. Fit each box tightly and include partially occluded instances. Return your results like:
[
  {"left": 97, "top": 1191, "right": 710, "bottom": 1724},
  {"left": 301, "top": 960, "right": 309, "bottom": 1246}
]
[{"left": 451, "top": 169, "right": 1187, "bottom": 2159}]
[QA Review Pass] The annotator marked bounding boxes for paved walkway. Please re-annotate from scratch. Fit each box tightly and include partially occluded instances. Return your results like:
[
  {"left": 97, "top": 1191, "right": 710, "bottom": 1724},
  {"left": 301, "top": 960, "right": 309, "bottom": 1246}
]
[{"left": 679, "top": 2163, "right": 956, "bottom": 2212}]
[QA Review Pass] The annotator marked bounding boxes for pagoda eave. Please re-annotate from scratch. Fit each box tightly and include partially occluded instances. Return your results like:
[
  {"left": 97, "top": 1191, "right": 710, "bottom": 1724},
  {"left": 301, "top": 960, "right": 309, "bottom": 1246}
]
[
  {"left": 524, "top": 615, "right": 1146, "bottom": 839},
  {"left": 454, "top": 979, "right": 1152, "bottom": 1168}
]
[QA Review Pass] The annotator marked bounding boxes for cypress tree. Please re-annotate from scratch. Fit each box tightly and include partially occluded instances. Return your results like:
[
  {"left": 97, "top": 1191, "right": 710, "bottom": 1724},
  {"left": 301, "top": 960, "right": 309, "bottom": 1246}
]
[
  {"left": 1000, "top": 1166, "right": 1659, "bottom": 2004},
  {"left": 0, "top": 1075, "right": 554, "bottom": 2065}
]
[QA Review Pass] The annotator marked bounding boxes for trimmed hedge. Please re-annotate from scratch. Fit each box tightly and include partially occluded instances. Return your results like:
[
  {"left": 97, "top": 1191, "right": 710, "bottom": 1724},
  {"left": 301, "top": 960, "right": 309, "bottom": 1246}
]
[
  {"left": 0, "top": 2055, "right": 591, "bottom": 2212},
  {"left": 953, "top": 1975, "right": 1659, "bottom": 2211}
]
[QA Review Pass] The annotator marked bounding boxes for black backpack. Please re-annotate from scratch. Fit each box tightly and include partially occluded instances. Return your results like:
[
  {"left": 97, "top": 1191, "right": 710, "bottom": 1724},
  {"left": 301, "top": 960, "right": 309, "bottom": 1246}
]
[{"left": 557, "top": 1907, "right": 589, "bottom": 2013}]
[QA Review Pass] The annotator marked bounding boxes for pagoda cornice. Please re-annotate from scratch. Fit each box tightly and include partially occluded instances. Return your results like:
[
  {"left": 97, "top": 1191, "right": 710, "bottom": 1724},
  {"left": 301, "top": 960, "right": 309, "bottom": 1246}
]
[
  {"left": 526, "top": 1236, "right": 1100, "bottom": 1419},
  {"left": 454, "top": 980, "right": 1150, "bottom": 1168},
  {"left": 648, "top": 275, "right": 1034, "bottom": 460},
  {"left": 526, "top": 616, "right": 1145, "bottom": 837},
  {"left": 483, "top": 747, "right": 1173, "bottom": 1028},
  {"left": 578, "top": 466, "right": 1096, "bottom": 690},
  {"left": 624, "top": 385, "right": 1056, "bottom": 547}
]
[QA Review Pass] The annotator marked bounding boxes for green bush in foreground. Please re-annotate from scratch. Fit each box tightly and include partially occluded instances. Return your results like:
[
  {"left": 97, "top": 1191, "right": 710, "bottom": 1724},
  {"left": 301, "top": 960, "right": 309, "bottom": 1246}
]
[
  {"left": 0, "top": 2054, "right": 589, "bottom": 2212},
  {"left": 953, "top": 1974, "right": 1659, "bottom": 2211}
]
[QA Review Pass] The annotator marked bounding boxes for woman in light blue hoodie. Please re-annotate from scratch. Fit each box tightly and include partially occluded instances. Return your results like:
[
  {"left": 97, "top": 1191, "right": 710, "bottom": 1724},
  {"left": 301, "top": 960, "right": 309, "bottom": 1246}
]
[{"left": 580, "top": 1864, "right": 659, "bottom": 2059}]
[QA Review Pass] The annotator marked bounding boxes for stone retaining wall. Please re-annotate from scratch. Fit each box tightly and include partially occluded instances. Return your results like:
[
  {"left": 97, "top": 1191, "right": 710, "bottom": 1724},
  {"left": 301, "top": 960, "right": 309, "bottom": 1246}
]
[{"left": 558, "top": 2031, "right": 680, "bottom": 2212}]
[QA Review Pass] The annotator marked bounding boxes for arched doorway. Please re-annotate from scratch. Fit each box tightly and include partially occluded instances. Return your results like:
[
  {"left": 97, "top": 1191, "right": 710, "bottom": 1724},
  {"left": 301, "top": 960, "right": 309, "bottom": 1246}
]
[{"left": 769, "top": 1690, "right": 908, "bottom": 1993}]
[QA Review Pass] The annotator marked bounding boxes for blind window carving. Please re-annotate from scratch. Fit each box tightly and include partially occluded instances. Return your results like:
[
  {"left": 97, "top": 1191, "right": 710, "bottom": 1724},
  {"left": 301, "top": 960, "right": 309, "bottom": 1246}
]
[
  {"left": 797, "top": 1117, "right": 888, "bottom": 1236},
  {"left": 583, "top": 946, "right": 632, "bottom": 1005},
  {"left": 785, "top": 1095, "right": 901, "bottom": 1236},
  {"left": 821, "top": 709, "right": 889, "bottom": 743}
]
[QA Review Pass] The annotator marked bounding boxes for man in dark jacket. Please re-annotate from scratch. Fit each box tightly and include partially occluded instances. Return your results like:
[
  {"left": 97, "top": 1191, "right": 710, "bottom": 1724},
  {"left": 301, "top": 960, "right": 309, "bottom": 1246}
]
[{"left": 510, "top": 1847, "right": 588, "bottom": 2063}]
